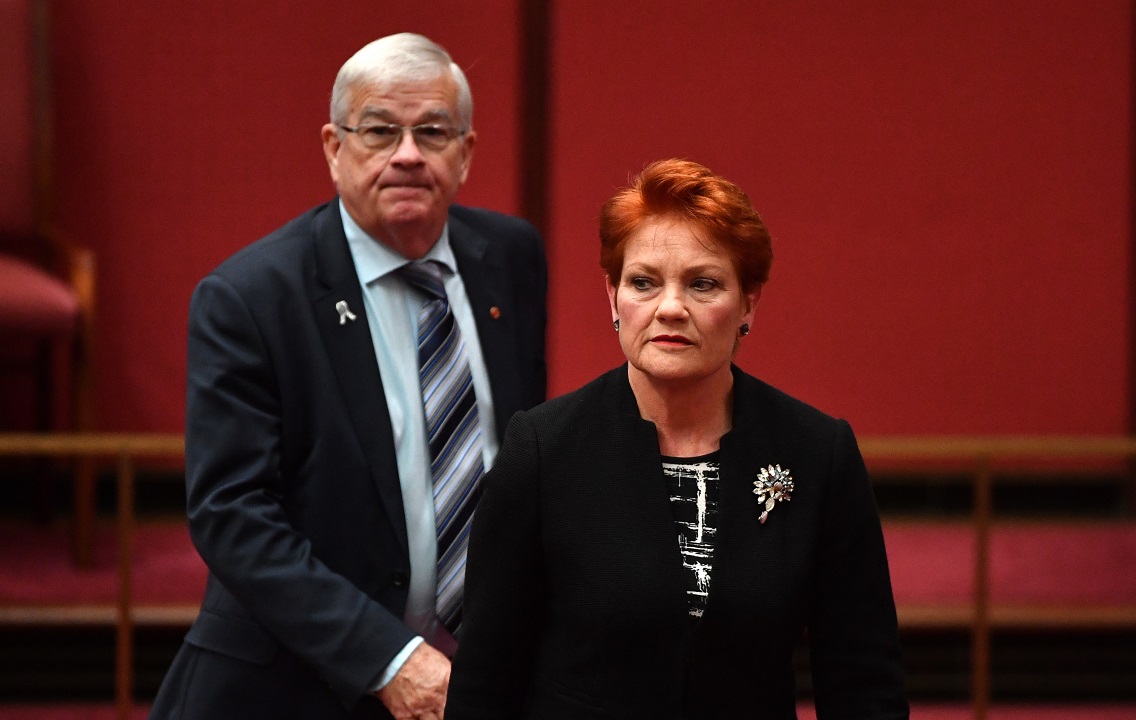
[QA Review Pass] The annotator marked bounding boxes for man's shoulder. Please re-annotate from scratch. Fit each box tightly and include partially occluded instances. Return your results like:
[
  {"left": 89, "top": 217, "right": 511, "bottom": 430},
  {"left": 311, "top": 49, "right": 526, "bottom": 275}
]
[
  {"left": 448, "top": 205, "right": 540, "bottom": 243},
  {"left": 209, "top": 201, "right": 337, "bottom": 283}
]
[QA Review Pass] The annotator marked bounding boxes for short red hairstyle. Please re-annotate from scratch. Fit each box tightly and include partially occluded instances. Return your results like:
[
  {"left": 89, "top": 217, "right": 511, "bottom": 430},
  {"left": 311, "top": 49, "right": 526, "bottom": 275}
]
[{"left": 600, "top": 159, "right": 772, "bottom": 292}]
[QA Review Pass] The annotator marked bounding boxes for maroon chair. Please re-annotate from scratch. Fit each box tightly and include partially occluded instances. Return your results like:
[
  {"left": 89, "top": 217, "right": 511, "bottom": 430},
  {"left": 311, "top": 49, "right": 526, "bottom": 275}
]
[{"left": 0, "top": 0, "right": 97, "bottom": 565}]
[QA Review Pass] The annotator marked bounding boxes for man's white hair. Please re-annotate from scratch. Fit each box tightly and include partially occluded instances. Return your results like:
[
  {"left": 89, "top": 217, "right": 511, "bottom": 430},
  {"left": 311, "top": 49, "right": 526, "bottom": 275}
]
[{"left": 330, "top": 33, "right": 473, "bottom": 131}]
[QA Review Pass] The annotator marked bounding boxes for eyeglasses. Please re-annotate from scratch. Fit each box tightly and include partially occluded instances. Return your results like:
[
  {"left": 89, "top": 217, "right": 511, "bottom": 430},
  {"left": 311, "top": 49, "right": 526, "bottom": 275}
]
[{"left": 338, "top": 122, "right": 465, "bottom": 153}]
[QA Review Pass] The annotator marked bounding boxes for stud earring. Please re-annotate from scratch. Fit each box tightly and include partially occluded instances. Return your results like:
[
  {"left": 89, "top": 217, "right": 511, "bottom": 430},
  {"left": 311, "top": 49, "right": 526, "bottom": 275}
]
[
  {"left": 739, "top": 323, "right": 750, "bottom": 337},
  {"left": 613, "top": 319, "right": 620, "bottom": 332}
]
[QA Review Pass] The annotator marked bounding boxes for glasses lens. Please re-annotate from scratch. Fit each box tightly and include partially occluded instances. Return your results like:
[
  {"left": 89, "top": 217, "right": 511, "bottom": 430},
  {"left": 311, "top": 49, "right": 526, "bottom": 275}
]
[
  {"left": 349, "top": 124, "right": 459, "bottom": 152},
  {"left": 355, "top": 124, "right": 402, "bottom": 150},
  {"left": 411, "top": 125, "right": 456, "bottom": 151}
]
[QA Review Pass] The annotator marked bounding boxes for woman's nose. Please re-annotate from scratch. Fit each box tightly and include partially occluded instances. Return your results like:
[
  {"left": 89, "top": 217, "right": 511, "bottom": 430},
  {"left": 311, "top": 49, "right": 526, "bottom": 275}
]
[{"left": 655, "top": 285, "right": 687, "bottom": 319}]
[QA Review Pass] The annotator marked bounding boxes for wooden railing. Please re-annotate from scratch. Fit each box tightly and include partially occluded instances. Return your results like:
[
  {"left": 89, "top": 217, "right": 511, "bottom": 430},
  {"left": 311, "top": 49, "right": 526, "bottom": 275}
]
[
  {"left": 1, "top": 433, "right": 1134, "bottom": 720},
  {"left": 858, "top": 436, "right": 1136, "bottom": 720},
  {"left": 0, "top": 433, "right": 184, "bottom": 720}
]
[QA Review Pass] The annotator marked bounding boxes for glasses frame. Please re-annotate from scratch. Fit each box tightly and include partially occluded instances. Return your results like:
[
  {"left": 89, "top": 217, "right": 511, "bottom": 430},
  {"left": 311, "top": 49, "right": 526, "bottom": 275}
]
[{"left": 337, "top": 122, "right": 467, "bottom": 153}]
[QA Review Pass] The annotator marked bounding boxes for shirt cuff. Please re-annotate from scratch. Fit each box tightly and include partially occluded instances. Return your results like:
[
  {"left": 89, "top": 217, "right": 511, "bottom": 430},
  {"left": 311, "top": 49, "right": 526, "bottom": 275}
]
[{"left": 370, "top": 636, "right": 426, "bottom": 694}]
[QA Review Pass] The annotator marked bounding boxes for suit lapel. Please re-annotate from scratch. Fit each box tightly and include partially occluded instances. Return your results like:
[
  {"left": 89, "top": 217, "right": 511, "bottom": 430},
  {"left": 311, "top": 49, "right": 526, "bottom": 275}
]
[
  {"left": 610, "top": 369, "right": 691, "bottom": 618},
  {"left": 309, "top": 202, "right": 408, "bottom": 553},
  {"left": 711, "top": 368, "right": 783, "bottom": 610},
  {"left": 448, "top": 212, "right": 522, "bottom": 436}
]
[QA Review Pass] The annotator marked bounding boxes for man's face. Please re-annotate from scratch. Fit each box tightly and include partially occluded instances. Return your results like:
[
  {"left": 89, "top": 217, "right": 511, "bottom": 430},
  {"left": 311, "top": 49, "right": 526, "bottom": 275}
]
[{"left": 321, "top": 74, "right": 475, "bottom": 259}]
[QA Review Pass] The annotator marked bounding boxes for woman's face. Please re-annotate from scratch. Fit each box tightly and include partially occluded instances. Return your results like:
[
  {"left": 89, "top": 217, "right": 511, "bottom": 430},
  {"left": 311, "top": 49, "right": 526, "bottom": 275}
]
[{"left": 607, "top": 216, "right": 759, "bottom": 387}]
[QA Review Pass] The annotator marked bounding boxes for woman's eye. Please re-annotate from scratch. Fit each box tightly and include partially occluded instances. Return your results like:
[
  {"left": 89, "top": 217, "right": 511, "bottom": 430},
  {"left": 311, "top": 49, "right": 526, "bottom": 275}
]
[
  {"left": 629, "top": 277, "right": 652, "bottom": 291},
  {"left": 691, "top": 278, "right": 718, "bottom": 291}
]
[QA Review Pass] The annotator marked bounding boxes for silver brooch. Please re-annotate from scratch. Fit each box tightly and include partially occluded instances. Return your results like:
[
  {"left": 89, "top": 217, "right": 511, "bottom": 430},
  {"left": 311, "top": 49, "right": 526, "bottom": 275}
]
[{"left": 753, "top": 464, "right": 794, "bottom": 524}]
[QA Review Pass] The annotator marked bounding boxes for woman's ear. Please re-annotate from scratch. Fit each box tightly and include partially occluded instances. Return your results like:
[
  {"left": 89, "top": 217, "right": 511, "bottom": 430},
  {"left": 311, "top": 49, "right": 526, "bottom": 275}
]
[
  {"left": 606, "top": 275, "right": 619, "bottom": 323},
  {"left": 743, "top": 285, "right": 762, "bottom": 323}
]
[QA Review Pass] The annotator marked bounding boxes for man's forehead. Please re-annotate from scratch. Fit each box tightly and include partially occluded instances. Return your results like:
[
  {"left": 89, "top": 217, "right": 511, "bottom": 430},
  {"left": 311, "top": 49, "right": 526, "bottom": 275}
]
[
  {"left": 356, "top": 105, "right": 455, "bottom": 123},
  {"left": 347, "top": 77, "right": 459, "bottom": 117}
]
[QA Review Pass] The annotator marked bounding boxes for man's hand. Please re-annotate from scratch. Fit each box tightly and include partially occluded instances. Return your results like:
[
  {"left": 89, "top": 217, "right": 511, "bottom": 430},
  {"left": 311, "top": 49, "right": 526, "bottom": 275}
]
[{"left": 376, "top": 642, "right": 451, "bottom": 720}]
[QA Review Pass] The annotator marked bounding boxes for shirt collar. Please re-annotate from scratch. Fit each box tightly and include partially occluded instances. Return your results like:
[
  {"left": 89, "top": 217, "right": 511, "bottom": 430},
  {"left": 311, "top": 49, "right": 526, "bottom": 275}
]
[{"left": 339, "top": 200, "right": 457, "bottom": 285}]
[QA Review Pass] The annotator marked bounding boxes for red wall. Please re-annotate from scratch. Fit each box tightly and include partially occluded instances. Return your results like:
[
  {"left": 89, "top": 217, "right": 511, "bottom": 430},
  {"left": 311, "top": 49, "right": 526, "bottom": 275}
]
[
  {"left": 548, "top": 1, "right": 1131, "bottom": 434},
  {"left": 41, "top": 2, "right": 1131, "bottom": 436},
  {"left": 50, "top": 1, "right": 523, "bottom": 431}
]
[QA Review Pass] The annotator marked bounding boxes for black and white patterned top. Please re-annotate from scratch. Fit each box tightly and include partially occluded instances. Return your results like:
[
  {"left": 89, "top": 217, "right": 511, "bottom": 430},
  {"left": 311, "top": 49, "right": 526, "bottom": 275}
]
[{"left": 661, "top": 452, "right": 720, "bottom": 622}]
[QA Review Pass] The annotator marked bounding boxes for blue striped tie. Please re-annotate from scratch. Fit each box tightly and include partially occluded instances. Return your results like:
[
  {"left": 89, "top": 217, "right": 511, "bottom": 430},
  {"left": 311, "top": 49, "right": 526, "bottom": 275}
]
[{"left": 399, "top": 260, "right": 484, "bottom": 635}]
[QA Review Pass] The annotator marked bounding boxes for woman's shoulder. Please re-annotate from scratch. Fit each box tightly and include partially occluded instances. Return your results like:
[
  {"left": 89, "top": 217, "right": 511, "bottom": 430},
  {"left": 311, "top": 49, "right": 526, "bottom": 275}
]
[
  {"left": 520, "top": 366, "right": 626, "bottom": 428},
  {"left": 732, "top": 366, "right": 848, "bottom": 435}
]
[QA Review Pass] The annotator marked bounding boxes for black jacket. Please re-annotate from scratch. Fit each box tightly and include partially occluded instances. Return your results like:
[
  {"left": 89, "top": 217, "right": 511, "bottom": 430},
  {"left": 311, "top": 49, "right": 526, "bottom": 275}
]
[
  {"left": 447, "top": 365, "right": 907, "bottom": 720},
  {"left": 149, "top": 201, "right": 547, "bottom": 719}
]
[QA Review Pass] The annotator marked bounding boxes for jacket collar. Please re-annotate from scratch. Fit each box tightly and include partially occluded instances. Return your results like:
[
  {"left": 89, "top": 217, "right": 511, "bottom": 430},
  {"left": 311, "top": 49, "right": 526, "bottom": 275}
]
[
  {"left": 448, "top": 212, "right": 523, "bottom": 436},
  {"left": 609, "top": 363, "right": 771, "bottom": 440},
  {"left": 309, "top": 201, "right": 408, "bottom": 552}
]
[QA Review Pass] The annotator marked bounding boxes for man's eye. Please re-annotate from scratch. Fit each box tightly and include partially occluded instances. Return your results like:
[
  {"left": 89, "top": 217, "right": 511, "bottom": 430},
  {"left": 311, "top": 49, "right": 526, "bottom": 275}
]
[
  {"left": 365, "top": 125, "right": 402, "bottom": 138},
  {"left": 415, "top": 125, "right": 449, "bottom": 138}
]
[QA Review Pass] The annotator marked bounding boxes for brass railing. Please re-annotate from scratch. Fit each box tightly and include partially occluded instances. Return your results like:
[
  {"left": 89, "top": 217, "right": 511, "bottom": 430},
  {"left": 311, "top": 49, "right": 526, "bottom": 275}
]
[{"left": 1, "top": 433, "right": 1135, "bottom": 720}]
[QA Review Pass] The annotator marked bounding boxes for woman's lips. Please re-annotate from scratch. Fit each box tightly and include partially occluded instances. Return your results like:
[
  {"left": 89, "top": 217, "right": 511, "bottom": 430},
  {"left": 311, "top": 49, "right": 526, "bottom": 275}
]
[{"left": 652, "top": 334, "right": 692, "bottom": 345}]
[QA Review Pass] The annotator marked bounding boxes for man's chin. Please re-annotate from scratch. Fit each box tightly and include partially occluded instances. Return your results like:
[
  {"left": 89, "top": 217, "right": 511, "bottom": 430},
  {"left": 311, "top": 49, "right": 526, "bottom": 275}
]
[{"left": 382, "top": 203, "right": 437, "bottom": 228}]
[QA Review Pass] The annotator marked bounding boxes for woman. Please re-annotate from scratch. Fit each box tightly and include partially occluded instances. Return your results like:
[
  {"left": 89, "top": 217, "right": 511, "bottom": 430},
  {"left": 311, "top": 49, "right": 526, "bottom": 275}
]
[{"left": 446, "top": 159, "right": 908, "bottom": 719}]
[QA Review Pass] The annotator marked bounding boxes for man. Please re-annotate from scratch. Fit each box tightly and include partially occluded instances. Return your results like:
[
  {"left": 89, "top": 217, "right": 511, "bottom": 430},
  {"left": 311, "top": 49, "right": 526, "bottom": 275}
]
[{"left": 149, "top": 33, "right": 547, "bottom": 720}]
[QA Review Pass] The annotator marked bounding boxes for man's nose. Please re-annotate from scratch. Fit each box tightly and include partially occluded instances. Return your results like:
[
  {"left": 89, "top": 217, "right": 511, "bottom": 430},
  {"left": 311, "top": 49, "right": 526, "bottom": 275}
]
[{"left": 389, "top": 128, "right": 425, "bottom": 164}]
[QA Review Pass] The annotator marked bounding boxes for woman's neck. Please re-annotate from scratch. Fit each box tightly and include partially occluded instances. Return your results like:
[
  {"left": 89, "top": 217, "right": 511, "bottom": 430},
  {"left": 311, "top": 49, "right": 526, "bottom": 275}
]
[{"left": 628, "top": 366, "right": 734, "bottom": 457}]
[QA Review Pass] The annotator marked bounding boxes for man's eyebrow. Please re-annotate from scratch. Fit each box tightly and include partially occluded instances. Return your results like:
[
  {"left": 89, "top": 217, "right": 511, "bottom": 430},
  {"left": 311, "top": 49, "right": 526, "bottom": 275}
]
[
  {"left": 355, "top": 107, "right": 455, "bottom": 124},
  {"left": 356, "top": 107, "right": 396, "bottom": 123}
]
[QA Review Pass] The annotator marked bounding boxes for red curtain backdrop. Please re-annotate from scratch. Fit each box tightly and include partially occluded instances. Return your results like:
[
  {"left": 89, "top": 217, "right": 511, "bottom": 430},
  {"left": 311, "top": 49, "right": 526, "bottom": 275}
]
[{"left": 43, "top": 1, "right": 1130, "bottom": 436}]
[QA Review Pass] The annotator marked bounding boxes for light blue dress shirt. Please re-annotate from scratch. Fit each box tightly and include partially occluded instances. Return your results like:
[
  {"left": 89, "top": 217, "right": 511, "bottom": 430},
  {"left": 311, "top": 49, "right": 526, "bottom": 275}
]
[{"left": 339, "top": 202, "right": 499, "bottom": 690}]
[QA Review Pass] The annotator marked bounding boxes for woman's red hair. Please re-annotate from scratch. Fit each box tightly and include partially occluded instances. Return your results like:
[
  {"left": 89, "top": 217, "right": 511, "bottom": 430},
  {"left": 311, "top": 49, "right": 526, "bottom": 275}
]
[{"left": 600, "top": 159, "right": 772, "bottom": 292}]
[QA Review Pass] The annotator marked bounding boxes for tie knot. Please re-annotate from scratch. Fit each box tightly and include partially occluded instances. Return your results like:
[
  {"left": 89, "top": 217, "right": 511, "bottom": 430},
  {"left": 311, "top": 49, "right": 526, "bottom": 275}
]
[{"left": 399, "top": 260, "right": 448, "bottom": 301}]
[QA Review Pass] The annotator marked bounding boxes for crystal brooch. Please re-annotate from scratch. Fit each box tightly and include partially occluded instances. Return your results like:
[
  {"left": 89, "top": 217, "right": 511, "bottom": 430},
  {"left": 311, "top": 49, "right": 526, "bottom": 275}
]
[{"left": 753, "top": 464, "right": 794, "bottom": 524}]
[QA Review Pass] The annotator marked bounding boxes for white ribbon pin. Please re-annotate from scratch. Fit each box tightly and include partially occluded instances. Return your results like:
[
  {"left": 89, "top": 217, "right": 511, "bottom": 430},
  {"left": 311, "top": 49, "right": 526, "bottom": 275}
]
[{"left": 335, "top": 300, "right": 357, "bottom": 325}]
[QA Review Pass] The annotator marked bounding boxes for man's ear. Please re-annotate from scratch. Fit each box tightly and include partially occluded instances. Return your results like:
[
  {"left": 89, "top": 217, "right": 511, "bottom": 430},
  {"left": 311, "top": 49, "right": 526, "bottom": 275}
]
[
  {"left": 457, "top": 130, "right": 477, "bottom": 185},
  {"left": 321, "top": 124, "right": 342, "bottom": 184}
]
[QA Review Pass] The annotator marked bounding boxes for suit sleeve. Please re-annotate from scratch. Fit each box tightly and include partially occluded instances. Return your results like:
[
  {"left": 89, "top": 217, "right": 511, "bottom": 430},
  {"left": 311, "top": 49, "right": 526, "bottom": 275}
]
[
  {"left": 185, "top": 273, "right": 415, "bottom": 709},
  {"left": 446, "top": 412, "right": 545, "bottom": 720},
  {"left": 808, "top": 420, "right": 909, "bottom": 719}
]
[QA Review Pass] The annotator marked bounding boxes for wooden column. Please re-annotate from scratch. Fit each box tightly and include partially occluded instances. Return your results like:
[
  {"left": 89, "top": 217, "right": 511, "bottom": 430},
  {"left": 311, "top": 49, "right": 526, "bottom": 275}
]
[
  {"left": 971, "top": 456, "right": 992, "bottom": 720},
  {"left": 115, "top": 452, "right": 135, "bottom": 720}
]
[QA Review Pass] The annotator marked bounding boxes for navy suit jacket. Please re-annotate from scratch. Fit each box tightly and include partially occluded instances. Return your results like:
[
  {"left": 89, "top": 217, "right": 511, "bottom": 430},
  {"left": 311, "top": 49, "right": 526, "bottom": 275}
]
[
  {"left": 447, "top": 366, "right": 908, "bottom": 720},
  {"left": 149, "top": 201, "right": 547, "bottom": 720}
]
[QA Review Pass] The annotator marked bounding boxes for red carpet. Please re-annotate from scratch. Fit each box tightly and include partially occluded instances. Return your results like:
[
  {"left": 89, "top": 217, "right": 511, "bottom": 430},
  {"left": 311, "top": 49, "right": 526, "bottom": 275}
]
[
  {"left": 0, "top": 703, "right": 1134, "bottom": 719},
  {"left": 0, "top": 521, "right": 1134, "bottom": 716},
  {"left": 883, "top": 521, "right": 1136, "bottom": 605},
  {"left": 1, "top": 519, "right": 1134, "bottom": 608},
  {"left": 0, "top": 520, "right": 206, "bottom": 605}
]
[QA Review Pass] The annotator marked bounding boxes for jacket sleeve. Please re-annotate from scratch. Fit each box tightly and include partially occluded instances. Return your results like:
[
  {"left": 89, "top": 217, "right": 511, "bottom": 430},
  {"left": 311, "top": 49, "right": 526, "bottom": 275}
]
[
  {"left": 185, "top": 273, "right": 416, "bottom": 709},
  {"left": 808, "top": 420, "right": 910, "bottom": 719},
  {"left": 446, "top": 411, "right": 545, "bottom": 720}
]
